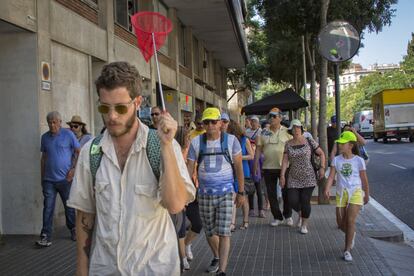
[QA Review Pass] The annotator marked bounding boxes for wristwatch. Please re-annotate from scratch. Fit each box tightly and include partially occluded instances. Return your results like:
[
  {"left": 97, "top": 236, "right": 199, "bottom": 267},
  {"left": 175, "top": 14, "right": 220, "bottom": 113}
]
[{"left": 237, "top": 191, "right": 246, "bottom": 196}]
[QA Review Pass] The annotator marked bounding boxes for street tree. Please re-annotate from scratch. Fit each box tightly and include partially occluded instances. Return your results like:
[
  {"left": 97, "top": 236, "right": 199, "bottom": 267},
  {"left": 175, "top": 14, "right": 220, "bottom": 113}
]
[{"left": 251, "top": 0, "right": 397, "bottom": 141}]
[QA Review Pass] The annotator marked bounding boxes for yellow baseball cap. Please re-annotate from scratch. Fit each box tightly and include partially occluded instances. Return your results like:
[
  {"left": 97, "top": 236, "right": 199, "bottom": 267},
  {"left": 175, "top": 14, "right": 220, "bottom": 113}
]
[
  {"left": 335, "top": 131, "right": 357, "bottom": 144},
  {"left": 202, "top": 107, "right": 221, "bottom": 121}
]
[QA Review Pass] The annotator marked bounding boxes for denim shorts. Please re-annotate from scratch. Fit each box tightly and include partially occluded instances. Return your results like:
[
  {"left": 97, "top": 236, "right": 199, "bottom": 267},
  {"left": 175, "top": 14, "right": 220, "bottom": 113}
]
[{"left": 198, "top": 193, "right": 233, "bottom": 237}]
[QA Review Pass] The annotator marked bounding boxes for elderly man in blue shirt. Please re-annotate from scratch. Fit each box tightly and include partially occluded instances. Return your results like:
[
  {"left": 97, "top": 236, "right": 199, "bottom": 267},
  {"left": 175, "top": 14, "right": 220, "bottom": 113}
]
[{"left": 36, "top": 111, "right": 80, "bottom": 247}]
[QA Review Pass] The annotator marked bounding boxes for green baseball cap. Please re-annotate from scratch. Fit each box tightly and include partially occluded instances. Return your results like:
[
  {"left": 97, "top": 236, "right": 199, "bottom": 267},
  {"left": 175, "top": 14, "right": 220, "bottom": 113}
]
[{"left": 335, "top": 131, "right": 357, "bottom": 144}]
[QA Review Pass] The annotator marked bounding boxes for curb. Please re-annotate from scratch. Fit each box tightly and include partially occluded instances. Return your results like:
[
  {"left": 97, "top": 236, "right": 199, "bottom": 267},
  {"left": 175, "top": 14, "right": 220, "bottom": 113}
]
[
  {"left": 361, "top": 230, "right": 404, "bottom": 242},
  {"left": 369, "top": 197, "right": 414, "bottom": 248}
]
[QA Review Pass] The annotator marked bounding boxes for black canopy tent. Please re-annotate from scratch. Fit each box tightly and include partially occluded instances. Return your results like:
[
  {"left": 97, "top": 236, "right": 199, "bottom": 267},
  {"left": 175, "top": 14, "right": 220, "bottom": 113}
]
[{"left": 241, "top": 88, "right": 308, "bottom": 115}]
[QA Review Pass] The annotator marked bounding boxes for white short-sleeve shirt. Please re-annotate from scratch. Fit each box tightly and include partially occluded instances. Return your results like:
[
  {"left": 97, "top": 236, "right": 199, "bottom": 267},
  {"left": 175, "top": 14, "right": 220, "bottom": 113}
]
[{"left": 68, "top": 122, "right": 195, "bottom": 276}]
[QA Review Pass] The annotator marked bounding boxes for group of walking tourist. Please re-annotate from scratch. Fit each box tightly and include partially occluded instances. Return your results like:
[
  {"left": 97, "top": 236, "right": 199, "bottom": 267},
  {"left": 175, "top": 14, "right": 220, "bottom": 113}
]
[{"left": 35, "top": 61, "right": 370, "bottom": 275}]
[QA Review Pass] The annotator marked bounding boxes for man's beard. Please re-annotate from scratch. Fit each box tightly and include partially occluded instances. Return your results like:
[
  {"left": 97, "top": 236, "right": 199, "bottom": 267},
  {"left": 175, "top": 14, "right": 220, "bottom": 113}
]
[{"left": 104, "top": 109, "right": 137, "bottom": 138}]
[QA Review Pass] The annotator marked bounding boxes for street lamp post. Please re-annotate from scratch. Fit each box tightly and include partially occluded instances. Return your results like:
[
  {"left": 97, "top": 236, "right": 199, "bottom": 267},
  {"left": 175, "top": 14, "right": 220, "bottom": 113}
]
[{"left": 318, "top": 21, "right": 361, "bottom": 138}]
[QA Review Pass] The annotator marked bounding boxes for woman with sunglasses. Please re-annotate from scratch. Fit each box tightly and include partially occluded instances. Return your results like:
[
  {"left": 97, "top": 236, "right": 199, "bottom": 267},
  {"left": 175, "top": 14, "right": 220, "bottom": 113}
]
[
  {"left": 67, "top": 115, "right": 92, "bottom": 147},
  {"left": 280, "top": 119, "right": 326, "bottom": 234}
]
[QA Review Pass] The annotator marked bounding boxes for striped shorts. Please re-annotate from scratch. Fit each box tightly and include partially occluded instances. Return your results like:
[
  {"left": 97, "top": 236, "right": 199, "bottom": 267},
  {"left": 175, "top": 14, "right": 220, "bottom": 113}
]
[{"left": 198, "top": 193, "right": 234, "bottom": 237}]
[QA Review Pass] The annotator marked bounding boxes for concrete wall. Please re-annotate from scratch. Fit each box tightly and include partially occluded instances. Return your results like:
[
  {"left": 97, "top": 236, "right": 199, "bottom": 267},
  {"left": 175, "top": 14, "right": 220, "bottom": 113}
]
[
  {"left": 50, "top": 1, "right": 107, "bottom": 61},
  {"left": 0, "top": 0, "right": 36, "bottom": 33},
  {"left": 113, "top": 38, "right": 150, "bottom": 79},
  {"left": 51, "top": 42, "right": 92, "bottom": 127},
  {"left": 179, "top": 73, "right": 192, "bottom": 95},
  {"left": 0, "top": 30, "right": 41, "bottom": 234}
]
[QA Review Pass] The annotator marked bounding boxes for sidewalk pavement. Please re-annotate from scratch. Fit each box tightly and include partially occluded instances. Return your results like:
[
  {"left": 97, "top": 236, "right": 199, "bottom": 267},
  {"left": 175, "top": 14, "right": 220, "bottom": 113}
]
[{"left": 1, "top": 200, "right": 414, "bottom": 276}]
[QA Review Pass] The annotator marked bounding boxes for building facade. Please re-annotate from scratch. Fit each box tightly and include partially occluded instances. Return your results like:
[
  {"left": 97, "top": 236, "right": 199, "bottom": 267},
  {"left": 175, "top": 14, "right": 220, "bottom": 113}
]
[
  {"left": 0, "top": 0, "right": 248, "bottom": 234},
  {"left": 326, "top": 63, "right": 400, "bottom": 97}
]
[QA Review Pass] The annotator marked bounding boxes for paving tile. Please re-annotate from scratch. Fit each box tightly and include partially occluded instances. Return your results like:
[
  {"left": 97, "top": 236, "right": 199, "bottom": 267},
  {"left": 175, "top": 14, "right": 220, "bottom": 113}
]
[{"left": 1, "top": 204, "right": 413, "bottom": 275}]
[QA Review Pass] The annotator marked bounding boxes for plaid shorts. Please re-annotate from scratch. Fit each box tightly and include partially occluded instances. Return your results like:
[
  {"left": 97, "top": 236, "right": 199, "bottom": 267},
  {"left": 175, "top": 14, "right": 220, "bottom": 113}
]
[{"left": 198, "top": 193, "right": 234, "bottom": 237}]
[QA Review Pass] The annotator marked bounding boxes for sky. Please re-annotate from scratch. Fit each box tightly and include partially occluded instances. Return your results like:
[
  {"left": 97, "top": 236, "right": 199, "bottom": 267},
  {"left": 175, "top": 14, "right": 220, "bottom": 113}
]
[{"left": 352, "top": 0, "right": 413, "bottom": 68}]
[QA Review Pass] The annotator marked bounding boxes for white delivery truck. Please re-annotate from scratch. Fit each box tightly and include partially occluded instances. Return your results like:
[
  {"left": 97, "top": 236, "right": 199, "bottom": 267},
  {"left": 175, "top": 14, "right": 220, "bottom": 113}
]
[
  {"left": 352, "top": 110, "right": 373, "bottom": 138},
  {"left": 372, "top": 88, "right": 414, "bottom": 143}
]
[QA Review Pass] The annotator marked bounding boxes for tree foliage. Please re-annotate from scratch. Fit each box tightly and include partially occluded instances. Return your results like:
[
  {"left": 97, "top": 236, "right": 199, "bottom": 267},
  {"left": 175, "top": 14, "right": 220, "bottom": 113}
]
[
  {"left": 401, "top": 32, "right": 414, "bottom": 76},
  {"left": 252, "top": 0, "right": 398, "bottom": 85},
  {"left": 254, "top": 81, "right": 290, "bottom": 101},
  {"left": 327, "top": 34, "right": 414, "bottom": 122}
]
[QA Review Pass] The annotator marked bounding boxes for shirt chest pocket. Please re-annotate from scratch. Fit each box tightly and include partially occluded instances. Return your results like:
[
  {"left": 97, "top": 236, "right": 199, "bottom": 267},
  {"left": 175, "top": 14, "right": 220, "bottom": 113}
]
[
  {"left": 95, "top": 182, "right": 112, "bottom": 215},
  {"left": 134, "top": 184, "right": 162, "bottom": 218}
]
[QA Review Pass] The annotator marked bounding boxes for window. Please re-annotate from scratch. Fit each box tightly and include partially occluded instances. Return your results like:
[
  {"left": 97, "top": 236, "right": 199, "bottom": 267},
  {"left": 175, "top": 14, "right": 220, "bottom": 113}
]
[
  {"left": 178, "top": 20, "right": 187, "bottom": 66},
  {"left": 154, "top": 1, "right": 169, "bottom": 55},
  {"left": 115, "top": 0, "right": 139, "bottom": 32},
  {"left": 81, "top": 0, "right": 98, "bottom": 9},
  {"left": 193, "top": 37, "right": 200, "bottom": 76}
]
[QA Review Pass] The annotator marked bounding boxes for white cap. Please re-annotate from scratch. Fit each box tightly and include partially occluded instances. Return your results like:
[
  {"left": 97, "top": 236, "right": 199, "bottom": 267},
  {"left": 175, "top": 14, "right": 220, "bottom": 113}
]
[
  {"left": 250, "top": 115, "right": 259, "bottom": 122},
  {"left": 288, "top": 119, "right": 303, "bottom": 130}
]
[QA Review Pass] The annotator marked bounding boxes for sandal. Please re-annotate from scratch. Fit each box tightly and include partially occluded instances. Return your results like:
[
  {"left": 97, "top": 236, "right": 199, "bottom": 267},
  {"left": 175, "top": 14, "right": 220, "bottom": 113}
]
[
  {"left": 230, "top": 223, "right": 236, "bottom": 232},
  {"left": 239, "top": 221, "right": 249, "bottom": 230}
]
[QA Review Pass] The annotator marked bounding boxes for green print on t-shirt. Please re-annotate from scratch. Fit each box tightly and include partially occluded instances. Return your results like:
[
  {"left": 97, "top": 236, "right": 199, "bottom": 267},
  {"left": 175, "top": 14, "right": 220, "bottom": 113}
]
[{"left": 340, "top": 163, "right": 353, "bottom": 177}]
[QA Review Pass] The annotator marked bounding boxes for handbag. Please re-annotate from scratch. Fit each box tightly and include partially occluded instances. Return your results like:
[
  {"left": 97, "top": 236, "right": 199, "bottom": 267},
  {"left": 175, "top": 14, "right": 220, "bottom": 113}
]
[
  {"left": 306, "top": 138, "right": 321, "bottom": 172},
  {"left": 244, "top": 178, "right": 256, "bottom": 195}
]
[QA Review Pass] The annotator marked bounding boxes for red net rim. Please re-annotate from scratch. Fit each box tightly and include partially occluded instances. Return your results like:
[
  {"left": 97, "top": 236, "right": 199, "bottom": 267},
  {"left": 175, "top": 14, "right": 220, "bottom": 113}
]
[{"left": 131, "top": 11, "right": 173, "bottom": 35}]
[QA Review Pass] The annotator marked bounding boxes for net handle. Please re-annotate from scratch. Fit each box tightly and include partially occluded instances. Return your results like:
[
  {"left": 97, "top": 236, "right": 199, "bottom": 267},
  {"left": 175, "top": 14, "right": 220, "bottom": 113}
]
[{"left": 152, "top": 33, "right": 166, "bottom": 112}]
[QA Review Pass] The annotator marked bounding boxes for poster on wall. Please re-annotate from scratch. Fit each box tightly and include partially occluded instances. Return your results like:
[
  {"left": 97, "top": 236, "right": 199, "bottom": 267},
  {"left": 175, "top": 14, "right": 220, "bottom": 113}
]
[{"left": 180, "top": 93, "right": 193, "bottom": 112}]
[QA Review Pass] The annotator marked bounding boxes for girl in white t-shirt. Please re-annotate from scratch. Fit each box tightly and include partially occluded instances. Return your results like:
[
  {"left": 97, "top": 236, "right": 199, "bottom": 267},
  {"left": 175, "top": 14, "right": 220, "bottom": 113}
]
[{"left": 324, "top": 131, "right": 370, "bottom": 262}]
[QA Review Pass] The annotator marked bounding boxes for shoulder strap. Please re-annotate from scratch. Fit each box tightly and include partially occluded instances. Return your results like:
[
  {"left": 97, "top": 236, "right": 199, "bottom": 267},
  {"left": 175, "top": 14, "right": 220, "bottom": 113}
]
[
  {"left": 146, "top": 129, "right": 161, "bottom": 181},
  {"left": 221, "top": 132, "right": 233, "bottom": 165},
  {"left": 89, "top": 130, "right": 161, "bottom": 190},
  {"left": 251, "top": 128, "right": 259, "bottom": 140},
  {"left": 306, "top": 137, "right": 318, "bottom": 152},
  {"left": 197, "top": 133, "right": 207, "bottom": 165},
  {"left": 89, "top": 134, "right": 104, "bottom": 188}
]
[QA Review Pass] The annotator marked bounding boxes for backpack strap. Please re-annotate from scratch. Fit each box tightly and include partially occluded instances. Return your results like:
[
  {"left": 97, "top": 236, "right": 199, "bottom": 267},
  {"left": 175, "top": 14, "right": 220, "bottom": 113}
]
[
  {"left": 146, "top": 128, "right": 161, "bottom": 181},
  {"left": 89, "top": 129, "right": 161, "bottom": 191},
  {"left": 197, "top": 133, "right": 207, "bottom": 165},
  {"left": 89, "top": 134, "right": 104, "bottom": 189},
  {"left": 221, "top": 132, "right": 233, "bottom": 166}
]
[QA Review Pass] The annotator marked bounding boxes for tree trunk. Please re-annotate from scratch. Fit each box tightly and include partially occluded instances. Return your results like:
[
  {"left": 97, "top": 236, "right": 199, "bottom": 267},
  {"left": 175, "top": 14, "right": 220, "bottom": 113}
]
[
  {"left": 318, "top": 0, "right": 330, "bottom": 204},
  {"left": 305, "top": 34, "right": 318, "bottom": 139}
]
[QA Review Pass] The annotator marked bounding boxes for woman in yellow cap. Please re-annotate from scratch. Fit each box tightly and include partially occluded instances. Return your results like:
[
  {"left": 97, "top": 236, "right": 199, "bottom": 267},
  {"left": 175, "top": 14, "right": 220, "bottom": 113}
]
[{"left": 324, "top": 131, "right": 370, "bottom": 263}]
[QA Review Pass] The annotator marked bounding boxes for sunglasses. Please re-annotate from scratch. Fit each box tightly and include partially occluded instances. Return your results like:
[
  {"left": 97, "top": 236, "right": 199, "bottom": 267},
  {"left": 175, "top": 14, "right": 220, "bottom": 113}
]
[
  {"left": 268, "top": 114, "right": 281, "bottom": 119},
  {"left": 221, "top": 120, "right": 229, "bottom": 124},
  {"left": 196, "top": 122, "right": 203, "bottom": 126},
  {"left": 70, "top": 124, "right": 80, "bottom": 129},
  {"left": 151, "top": 112, "right": 160, "bottom": 117},
  {"left": 203, "top": 120, "right": 219, "bottom": 125},
  {"left": 97, "top": 99, "right": 135, "bottom": 115}
]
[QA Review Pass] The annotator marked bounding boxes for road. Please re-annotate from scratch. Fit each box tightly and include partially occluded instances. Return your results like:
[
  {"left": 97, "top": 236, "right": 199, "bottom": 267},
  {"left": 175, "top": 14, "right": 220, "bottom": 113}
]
[{"left": 365, "top": 139, "right": 414, "bottom": 230}]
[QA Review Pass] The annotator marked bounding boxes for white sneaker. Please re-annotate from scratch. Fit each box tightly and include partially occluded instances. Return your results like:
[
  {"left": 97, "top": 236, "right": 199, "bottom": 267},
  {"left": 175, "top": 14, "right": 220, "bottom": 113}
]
[
  {"left": 351, "top": 232, "right": 356, "bottom": 249},
  {"left": 284, "top": 217, "right": 294, "bottom": 226},
  {"left": 270, "top": 219, "right": 283, "bottom": 227},
  {"left": 185, "top": 244, "right": 193, "bottom": 261},
  {"left": 343, "top": 251, "right": 353, "bottom": 262},
  {"left": 182, "top": 257, "right": 190, "bottom": 270},
  {"left": 300, "top": 225, "right": 308, "bottom": 234},
  {"left": 296, "top": 217, "right": 302, "bottom": 228}
]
